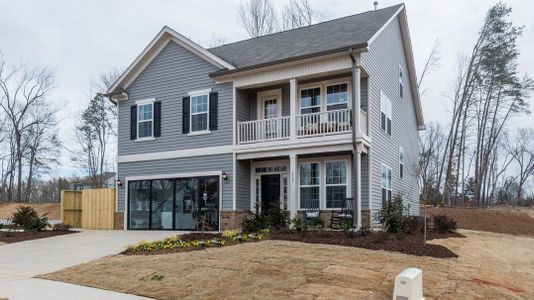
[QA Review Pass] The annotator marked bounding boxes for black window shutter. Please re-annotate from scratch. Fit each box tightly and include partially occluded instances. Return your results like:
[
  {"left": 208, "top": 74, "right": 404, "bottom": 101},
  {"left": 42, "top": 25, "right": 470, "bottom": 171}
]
[
  {"left": 154, "top": 101, "right": 161, "bottom": 137},
  {"left": 182, "top": 96, "right": 190, "bottom": 134},
  {"left": 130, "top": 105, "right": 137, "bottom": 140},
  {"left": 209, "top": 92, "right": 218, "bottom": 131}
]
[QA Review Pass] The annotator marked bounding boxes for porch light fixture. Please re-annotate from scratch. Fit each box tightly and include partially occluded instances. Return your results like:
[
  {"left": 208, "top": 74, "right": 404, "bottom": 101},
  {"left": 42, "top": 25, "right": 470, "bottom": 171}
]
[
  {"left": 116, "top": 179, "right": 123, "bottom": 187},
  {"left": 222, "top": 171, "right": 229, "bottom": 182}
]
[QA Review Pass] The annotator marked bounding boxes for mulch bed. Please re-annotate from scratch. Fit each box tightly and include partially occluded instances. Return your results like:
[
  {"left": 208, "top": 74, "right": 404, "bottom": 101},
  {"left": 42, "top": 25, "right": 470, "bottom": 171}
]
[
  {"left": 0, "top": 230, "right": 76, "bottom": 244},
  {"left": 270, "top": 229, "right": 462, "bottom": 258},
  {"left": 423, "top": 207, "right": 534, "bottom": 236}
]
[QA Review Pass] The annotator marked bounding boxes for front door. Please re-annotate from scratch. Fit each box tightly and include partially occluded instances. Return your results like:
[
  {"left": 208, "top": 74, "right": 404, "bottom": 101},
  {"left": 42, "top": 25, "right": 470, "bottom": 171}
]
[{"left": 261, "top": 174, "right": 281, "bottom": 213}]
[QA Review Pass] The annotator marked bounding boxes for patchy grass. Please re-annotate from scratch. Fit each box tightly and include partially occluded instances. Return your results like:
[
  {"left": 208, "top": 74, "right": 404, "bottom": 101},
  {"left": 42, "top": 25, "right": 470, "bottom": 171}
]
[
  {"left": 38, "top": 230, "right": 534, "bottom": 299},
  {"left": 423, "top": 206, "right": 534, "bottom": 236}
]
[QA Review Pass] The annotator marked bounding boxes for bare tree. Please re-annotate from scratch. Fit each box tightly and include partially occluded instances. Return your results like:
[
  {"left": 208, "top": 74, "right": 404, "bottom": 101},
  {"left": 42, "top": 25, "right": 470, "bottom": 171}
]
[
  {"left": 0, "top": 54, "right": 58, "bottom": 202},
  {"left": 238, "top": 0, "right": 277, "bottom": 37},
  {"left": 72, "top": 70, "right": 119, "bottom": 188},
  {"left": 417, "top": 39, "right": 441, "bottom": 94},
  {"left": 504, "top": 128, "right": 534, "bottom": 204},
  {"left": 281, "top": 0, "right": 327, "bottom": 30}
]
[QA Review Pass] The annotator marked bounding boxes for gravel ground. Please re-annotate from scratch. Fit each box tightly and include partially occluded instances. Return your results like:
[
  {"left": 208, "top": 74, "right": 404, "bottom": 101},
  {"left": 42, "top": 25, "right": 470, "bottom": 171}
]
[{"left": 40, "top": 230, "right": 534, "bottom": 299}]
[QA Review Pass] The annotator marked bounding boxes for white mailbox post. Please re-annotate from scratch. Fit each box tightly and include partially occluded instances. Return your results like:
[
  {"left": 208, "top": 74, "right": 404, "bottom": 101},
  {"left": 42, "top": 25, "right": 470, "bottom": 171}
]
[{"left": 393, "top": 268, "right": 424, "bottom": 300}]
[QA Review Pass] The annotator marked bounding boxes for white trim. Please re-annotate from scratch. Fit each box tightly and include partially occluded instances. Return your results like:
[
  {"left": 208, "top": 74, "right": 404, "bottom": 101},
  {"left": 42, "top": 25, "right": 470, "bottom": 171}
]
[
  {"left": 134, "top": 137, "right": 156, "bottom": 142},
  {"left": 297, "top": 155, "right": 352, "bottom": 211},
  {"left": 123, "top": 170, "right": 223, "bottom": 231},
  {"left": 190, "top": 92, "right": 210, "bottom": 133},
  {"left": 298, "top": 77, "right": 352, "bottom": 114},
  {"left": 187, "top": 130, "right": 212, "bottom": 136},
  {"left": 135, "top": 98, "right": 156, "bottom": 105},
  {"left": 250, "top": 160, "right": 290, "bottom": 213},
  {"left": 108, "top": 26, "right": 234, "bottom": 95},
  {"left": 117, "top": 145, "right": 232, "bottom": 163},
  {"left": 256, "top": 89, "right": 282, "bottom": 120},
  {"left": 367, "top": 5, "right": 405, "bottom": 45},
  {"left": 188, "top": 88, "right": 212, "bottom": 96},
  {"left": 136, "top": 101, "right": 154, "bottom": 140}
]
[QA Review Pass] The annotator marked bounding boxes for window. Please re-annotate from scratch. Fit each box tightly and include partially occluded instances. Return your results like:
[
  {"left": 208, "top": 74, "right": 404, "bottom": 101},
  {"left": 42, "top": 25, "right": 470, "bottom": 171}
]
[
  {"left": 380, "top": 91, "right": 392, "bottom": 135},
  {"left": 326, "top": 83, "right": 348, "bottom": 111},
  {"left": 381, "top": 164, "right": 392, "bottom": 205},
  {"left": 399, "top": 66, "right": 404, "bottom": 99},
  {"left": 399, "top": 147, "right": 405, "bottom": 179},
  {"left": 137, "top": 103, "right": 153, "bottom": 138},
  {"left": 299, "top": 162, "right": 320, "bottom": 209},
  {"left": 300, "top": 87, "right": 321, "bottom": 114},
  {"left": 325, "top": 161, "right": 347, "bottom": 209},
  {"left": 191, "top": 93, "right": 209, "bottom": 132}
]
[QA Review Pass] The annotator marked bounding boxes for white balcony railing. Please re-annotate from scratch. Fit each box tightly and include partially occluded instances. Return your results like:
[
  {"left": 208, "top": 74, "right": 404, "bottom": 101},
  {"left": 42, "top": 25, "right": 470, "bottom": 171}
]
[
  {"left": 237, "top": 116, "right": 290, "bottom": 144},
  {"left": 297, "top": 108, "right": 352, "bottom": 137},
  {"left": 237, "top": 108, "right": 367, "bottom": 144}
]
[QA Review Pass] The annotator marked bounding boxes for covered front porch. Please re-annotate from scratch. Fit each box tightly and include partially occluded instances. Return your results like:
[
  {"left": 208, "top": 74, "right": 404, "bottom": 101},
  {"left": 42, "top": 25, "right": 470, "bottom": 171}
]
[{"left": 235, "top": 149, "right": 370, "bottom": 228}]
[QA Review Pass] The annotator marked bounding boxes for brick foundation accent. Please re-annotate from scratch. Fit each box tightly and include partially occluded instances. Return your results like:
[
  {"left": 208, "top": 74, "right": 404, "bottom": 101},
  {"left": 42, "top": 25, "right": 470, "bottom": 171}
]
[
  {"left": 114, "top": 212, "right": 124, "bottom": 230},
  {"left": 220, "top": 210, "right": 247, "bottom": 231},
  {"left": 361, "top": 209, "right": 371, "bottom": 229}
]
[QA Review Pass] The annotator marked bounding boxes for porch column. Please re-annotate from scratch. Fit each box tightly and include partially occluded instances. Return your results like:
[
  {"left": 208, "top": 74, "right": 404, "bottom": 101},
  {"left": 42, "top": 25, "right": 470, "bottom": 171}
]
[
  {"left": 289, "top": 78, "right": 297, "bottom": 140},
  {"left": 289, "top": 153, "right": 297, "bottom": 219},
  {"left": 352, "top": 65, "right": 361, "bottom": 136},
  {"left": 355, "top": 144, "right": 362, "bottom": 229}
]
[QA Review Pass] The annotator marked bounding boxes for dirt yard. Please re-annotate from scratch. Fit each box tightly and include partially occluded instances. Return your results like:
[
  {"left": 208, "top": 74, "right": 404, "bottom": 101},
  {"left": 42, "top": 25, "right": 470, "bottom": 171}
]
[
  {"left": 40, "top": 230, "right": 534, "bottom": 299},
  {"left": 423, "top": 206, "right": 534, "bottom": 236},
  {"left": 0, "top": 203, "right": 60, "bottom": 220}
]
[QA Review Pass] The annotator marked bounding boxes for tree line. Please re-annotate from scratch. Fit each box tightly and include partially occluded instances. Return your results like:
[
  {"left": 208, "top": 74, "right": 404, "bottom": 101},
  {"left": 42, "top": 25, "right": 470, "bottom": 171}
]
[{"left": 419, "top": 3, "right": 534, "bottom": 208}]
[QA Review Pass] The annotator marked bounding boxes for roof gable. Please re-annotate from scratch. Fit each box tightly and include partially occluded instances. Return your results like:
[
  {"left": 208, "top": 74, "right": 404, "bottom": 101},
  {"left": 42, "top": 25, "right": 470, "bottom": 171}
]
[{"left": 107, "top": 26, "right": 234, "bottom": 94}]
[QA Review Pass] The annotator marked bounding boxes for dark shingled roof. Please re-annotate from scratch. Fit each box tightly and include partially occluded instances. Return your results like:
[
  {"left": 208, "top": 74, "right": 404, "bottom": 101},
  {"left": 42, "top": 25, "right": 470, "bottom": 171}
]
[{"left": 208, "top": 4, "right": 403, "bottom": 75}]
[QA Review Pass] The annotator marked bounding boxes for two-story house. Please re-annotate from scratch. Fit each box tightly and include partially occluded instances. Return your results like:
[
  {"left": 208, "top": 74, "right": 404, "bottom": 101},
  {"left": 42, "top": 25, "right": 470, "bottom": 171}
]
[{"left": 106, "top": 4, "right": 424, "bottom": 231}]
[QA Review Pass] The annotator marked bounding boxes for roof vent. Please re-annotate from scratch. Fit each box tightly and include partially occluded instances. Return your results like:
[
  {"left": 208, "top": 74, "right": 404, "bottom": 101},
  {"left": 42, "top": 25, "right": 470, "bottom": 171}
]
[{"left": 373, "top": 1, "right": 379, "bottom": 10}]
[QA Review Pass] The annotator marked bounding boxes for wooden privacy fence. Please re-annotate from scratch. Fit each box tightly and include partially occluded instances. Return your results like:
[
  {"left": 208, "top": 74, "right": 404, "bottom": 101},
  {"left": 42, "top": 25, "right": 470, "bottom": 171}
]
[
  {"left": 61, "top": 190, "right": 82, "bottom": 228},
  {"left": 61, "top": 188, "right": 116, "bottom": 230}
]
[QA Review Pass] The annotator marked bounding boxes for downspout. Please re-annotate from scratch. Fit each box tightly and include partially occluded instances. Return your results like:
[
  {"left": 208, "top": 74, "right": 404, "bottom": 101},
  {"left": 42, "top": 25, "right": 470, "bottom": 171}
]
[{"left": 348, "top": 48, "right": 360, "bottom": 229}]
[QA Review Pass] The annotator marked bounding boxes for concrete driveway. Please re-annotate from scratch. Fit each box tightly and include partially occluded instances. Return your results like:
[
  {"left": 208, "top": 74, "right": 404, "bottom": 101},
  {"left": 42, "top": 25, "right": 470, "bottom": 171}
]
[{"left": 0, "top": 230, "right": 178, "bottom": 300}]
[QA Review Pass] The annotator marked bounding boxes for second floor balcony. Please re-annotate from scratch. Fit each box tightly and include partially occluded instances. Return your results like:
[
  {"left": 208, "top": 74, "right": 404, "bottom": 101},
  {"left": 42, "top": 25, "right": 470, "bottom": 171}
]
[{"left": 237, "top": 108, "right": 368, "bottom": 144}]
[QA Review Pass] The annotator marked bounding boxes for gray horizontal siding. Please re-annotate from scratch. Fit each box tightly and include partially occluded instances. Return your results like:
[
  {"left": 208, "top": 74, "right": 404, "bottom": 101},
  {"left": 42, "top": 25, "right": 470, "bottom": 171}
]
[
  {"left": 235, "top": 160, "right": 251, "bottom": 210},
  {"left": 362, "top": 16, "right": 420, "bottom": 217},
  {"left": 361, "top": 153, "right": 369, "bottom": 209},
  {"left": 118, "top": 41, "right": 233, "bottom": 156},
  {"left": 117, "top": 153, "right": 233, "bottom": 212}
]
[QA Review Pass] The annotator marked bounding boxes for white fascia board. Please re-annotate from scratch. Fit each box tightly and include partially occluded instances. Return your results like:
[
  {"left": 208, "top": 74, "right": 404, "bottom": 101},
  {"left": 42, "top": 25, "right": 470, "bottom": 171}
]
[
  {"left": 107, "top": 26, "right": 235, "bottom": 95},
  {"left": 117, "top": 145, "right": 233, "bottom": 163}
]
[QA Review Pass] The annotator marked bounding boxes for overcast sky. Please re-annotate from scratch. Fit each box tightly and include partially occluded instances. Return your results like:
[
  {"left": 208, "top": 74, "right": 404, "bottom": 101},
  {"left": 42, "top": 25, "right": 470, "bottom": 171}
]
[{"left": 0, "top": 0, "right": 533, "bottom": 178}]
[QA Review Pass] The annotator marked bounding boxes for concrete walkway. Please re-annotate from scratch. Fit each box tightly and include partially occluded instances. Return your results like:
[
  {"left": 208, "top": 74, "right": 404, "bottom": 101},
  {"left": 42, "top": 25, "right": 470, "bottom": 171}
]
[{"left": 0, "top": 230, "right": 179, "bottom": 300}]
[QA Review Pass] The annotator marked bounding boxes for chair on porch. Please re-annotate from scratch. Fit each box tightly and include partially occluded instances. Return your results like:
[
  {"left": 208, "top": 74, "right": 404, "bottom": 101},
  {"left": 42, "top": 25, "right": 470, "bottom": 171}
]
[
  {"left": 301, "top": 198, "right": 320, "bottom": 230},
  {"left": 330, "top": 198, "right": 354, "bottom": 229}
]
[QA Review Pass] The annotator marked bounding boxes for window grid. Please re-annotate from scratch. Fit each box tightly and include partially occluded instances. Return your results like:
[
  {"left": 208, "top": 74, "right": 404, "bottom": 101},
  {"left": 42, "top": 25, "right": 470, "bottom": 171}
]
[
  {"left": 399, "top": 147, "right": 405, "bottom": 179},
  {"left": 325, "top": 161, "right": 348, "bottom": 209},
  {"left": 326, "top": 83, "right": 348, "bottom": 111},
  {"left": 381, "top": 164, "right": 392, "bottom": 205},
  {"left": 137, "top": 103, "right": 153, "bottom": 138},
  {"left": 300, "top": 87, "right": 321, "bottom": 114},
  {"left": 190, "top": 94, "right": 209, "bottom": 132},
  {"left": 299, "top": 162, "right": 320, "bottom": 209}
]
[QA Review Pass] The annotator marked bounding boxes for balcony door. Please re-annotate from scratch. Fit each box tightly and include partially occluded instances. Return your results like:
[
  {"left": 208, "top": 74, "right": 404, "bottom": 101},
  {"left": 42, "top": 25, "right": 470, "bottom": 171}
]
[{"left": 257, "top": 89, "right": 282, "bottom": 140}]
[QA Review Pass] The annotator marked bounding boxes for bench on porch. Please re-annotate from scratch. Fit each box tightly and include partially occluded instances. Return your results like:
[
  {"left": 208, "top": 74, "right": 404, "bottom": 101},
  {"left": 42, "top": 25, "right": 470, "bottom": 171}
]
[{"left": 330, "top": 198, "right": 354, "bottom": 229}]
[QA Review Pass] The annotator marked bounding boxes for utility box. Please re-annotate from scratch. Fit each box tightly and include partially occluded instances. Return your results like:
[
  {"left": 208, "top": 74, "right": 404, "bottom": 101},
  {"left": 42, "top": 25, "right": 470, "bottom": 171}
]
[{"left": 393, "top": 268, "right": 424, "bottom": 300}]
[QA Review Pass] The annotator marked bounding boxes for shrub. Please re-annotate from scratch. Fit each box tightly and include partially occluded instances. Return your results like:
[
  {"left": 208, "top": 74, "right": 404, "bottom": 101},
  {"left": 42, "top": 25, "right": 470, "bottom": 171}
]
[
  {"left": 52, "top": 223, "right": 72, "bottom": 232},
  {"left": 404, "top": 216, "right": 427, "bottom": 234},
  {"left": 340, "top": 216, "right": 353, "bottom": 233},
  {"left": 310, "top": 216, "right": 324, "bottom": 229},
  {"left": 241, "top": 212, "right": 269, "bottom": 233},
  {"left": 265, "top": 208, "right": 290, "bottom": 229},
  {"left": 11, "top": 206, "right": 49, "bottom": 231},
  {"left": 291, "top": 217, "right": 304, "bottom": 231},
  {"left": 373, "top": 194, "right": 407, "bottom": 233},
  {"left": 433, "top": 214, "right": 457, "bottom": 233}
]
